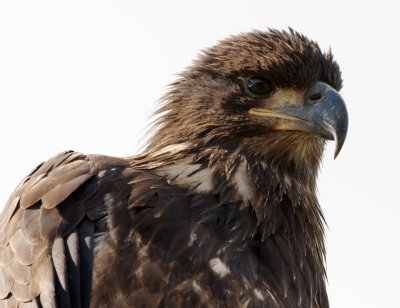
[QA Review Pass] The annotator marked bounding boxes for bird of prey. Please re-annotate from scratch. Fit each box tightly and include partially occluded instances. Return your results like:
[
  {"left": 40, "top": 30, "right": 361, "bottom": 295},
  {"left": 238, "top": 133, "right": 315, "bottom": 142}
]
[{"left": 0, "top": 29, "right": 348, "bottom": 308}]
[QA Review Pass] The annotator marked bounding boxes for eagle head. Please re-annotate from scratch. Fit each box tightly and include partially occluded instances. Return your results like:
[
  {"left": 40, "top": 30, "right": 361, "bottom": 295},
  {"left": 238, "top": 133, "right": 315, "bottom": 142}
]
[{"left": 148, "top": 29, "right": 348, "bottom": 180}]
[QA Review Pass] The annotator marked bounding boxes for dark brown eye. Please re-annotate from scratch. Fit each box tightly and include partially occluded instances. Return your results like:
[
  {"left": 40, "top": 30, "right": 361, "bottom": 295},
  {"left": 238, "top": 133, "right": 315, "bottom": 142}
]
[{"left": 247, "top": 77, "right": 273, "bottom": 96}]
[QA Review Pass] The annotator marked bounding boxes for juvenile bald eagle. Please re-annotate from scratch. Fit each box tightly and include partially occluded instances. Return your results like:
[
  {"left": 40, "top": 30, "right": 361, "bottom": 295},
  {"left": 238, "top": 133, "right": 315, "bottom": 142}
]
[{"left": 0, "top": 29, "right": 347, "bottom": 308}]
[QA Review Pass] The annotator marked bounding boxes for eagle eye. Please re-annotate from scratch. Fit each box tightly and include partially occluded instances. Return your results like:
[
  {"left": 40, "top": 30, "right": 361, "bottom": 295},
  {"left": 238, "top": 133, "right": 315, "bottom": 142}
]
[{"left": 247, "top": 77, "right": 273, "bottom": 96}]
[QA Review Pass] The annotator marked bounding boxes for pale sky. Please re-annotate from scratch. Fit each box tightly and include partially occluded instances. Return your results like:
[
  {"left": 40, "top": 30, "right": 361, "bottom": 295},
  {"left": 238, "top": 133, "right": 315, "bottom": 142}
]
[{"left": 0, "top": 1, "right": 399, "bottom": 307}]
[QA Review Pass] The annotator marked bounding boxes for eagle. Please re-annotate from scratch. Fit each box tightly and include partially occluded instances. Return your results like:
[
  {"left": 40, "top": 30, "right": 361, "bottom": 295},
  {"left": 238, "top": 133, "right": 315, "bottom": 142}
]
[{"left": 0, "top": 29, "right": 348, "bottom": 308}]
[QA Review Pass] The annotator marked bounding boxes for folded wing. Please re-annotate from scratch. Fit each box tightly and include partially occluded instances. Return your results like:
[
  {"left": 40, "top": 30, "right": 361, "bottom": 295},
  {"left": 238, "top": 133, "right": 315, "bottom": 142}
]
[{"left": 0, "top": 151, "right": 132, "bottom": 308}]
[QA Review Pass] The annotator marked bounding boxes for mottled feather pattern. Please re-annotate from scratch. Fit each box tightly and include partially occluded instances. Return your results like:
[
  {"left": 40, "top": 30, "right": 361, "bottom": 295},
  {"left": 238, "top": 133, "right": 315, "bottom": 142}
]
[
  {"left": 0, "top": 29, "right": 345, "bottom": 307},
  {"left": 0, "top": 150, "right": 329, "bottom": 307},
  {"left": 90, "top": 147, "right": 328, "bottom": 307}
]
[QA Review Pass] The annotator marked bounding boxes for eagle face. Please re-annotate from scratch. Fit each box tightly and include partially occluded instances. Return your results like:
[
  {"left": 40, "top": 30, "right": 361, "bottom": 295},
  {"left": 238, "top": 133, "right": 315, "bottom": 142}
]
[{"left": 152, "top": 29, "right": 348, "bottom": 171}]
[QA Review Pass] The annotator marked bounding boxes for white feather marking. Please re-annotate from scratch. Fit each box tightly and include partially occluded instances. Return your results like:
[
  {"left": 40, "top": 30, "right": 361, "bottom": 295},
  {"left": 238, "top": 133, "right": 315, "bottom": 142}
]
[
  {"left": 138, "top": 245, "right": 149, "bottom": 259},
  {"left": 266, "top": 288, "right": 279, "bottom": 305},
  {"left": 209, "top": 258, "right": 230, "bottom": 277},
  {"left": 190, "top": 168, "right": 213, "bottom": 193},
  {"left": 156, "top": 157, "right": 213, "bottom": 193},
  {"left": 98, "top": 170, "right": 106, "bottom": 178},
  {"left": 158, "top": 158, "right": 200, "bottom": 179},
  {"left": 135, "top": 233, "right": 142, "bottom": 248},
  {"left": 192, "top": 280, "right": 202, "bottom": 292},
  {"left": 154, "top": 143, "right": 190, "bottom": 156},
  {"left": 104, "top": 193, "right": 114, "bottom": 207},
  {"left": 233, "top": 162, "right": 254, "bottom": 201},
  {"left": 254, "top": 289, "right": 264, "bottom": 301}
]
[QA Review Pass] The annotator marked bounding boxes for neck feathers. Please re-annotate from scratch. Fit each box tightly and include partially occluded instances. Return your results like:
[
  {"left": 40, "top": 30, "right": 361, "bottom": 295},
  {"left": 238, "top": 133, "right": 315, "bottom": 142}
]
[
  {"left": 133, "top": 143, "right": 328, "bottom": 306},
  {"left": 136, "top": 143, "right": 326, "bottom": 266}
]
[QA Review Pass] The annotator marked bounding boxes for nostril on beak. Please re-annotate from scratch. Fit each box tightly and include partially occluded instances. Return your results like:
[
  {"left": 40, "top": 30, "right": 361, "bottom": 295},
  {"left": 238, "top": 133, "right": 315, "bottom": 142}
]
[
  {"left": 304, "top": 82, "right": 329, "bottom": 105},
  {"left": 308, "top": 92, "right": 323, "bottom": 102}
]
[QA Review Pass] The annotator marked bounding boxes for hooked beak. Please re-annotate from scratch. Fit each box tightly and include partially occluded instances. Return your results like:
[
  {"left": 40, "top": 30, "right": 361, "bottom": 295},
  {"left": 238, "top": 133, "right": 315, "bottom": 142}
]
[{"left": 249, "top": 82, "right": 348, "bottom": 158}]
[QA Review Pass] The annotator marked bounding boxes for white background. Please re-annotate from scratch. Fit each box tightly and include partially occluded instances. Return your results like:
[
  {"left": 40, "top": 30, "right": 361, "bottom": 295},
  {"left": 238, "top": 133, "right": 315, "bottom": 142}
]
[{"left": 0, "top": 1, "right": 399, "bottom": 307}]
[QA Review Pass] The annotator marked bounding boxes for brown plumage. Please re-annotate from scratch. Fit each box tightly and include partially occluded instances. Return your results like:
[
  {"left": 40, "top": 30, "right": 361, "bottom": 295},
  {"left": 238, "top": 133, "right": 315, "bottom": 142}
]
[{"left": 0, "top": 29, "right": 348, "bottom": 307}]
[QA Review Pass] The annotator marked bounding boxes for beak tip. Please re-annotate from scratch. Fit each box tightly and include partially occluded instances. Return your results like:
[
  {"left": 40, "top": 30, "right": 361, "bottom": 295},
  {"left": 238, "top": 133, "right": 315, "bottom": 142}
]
[
  {"left": 333, "top": 130, "right": 347, "bottom": 159},
  {"left": 333, "top": 148, "right": 340, "bottom": 159}
]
